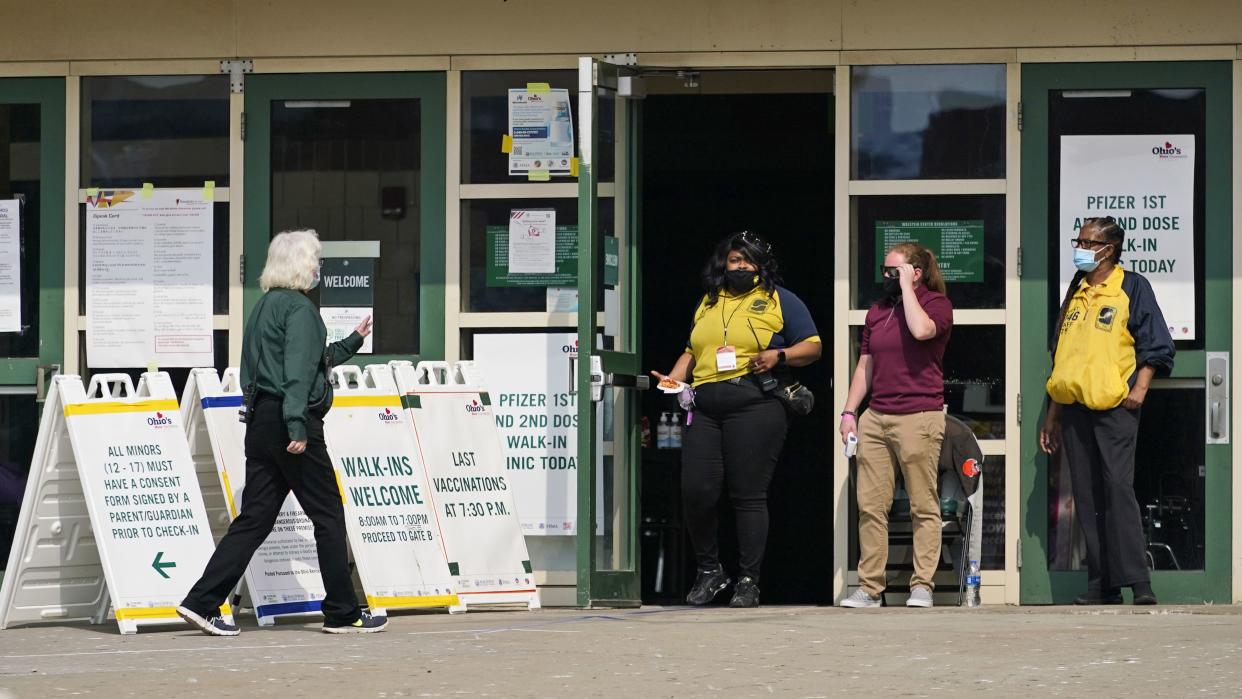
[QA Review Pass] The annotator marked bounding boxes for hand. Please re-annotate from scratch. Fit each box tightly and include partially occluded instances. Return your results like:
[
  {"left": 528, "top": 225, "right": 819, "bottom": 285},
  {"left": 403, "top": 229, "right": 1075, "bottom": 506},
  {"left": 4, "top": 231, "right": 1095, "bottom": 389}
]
[
  {"left": 1039, "top": 415, "right": 1061, "bottom": 454},
  {"left": 354, "top": 315, "right": 373, "bottom": 337},
  {"left": 650, "top": 369, "right": 684, "bottom": 384},
  {"left": 749, "top": 349, "right": 780, "bottom": 374},
  {"left": 286, "top": 440, "right": 307, "bottom": 455},
  {"left": 1122, "top": 384, "right": 1148, "bottom": 411},
  {"left": 839, "top": 414, "right": 857, "bottom": 445},
  {"left": 897, "top": 263, "right": 917, "bottom": 291}
]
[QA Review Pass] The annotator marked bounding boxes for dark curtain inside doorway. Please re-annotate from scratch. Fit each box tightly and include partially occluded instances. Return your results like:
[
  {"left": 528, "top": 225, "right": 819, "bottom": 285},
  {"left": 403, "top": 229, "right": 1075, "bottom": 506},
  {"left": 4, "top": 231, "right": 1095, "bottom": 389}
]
[{"left": 640, "top": 90, "right": 834, "bottom": 605}]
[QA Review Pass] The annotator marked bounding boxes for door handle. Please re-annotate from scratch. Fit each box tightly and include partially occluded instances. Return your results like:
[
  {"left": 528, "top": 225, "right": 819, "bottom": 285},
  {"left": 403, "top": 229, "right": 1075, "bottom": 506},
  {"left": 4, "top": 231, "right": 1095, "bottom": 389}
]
[
  {"left": 1206, "top": 352, "right": 1229, "bottom": 445},
  {"left": 1211, "top": 400, "right": 1222, "bottom": 439}
]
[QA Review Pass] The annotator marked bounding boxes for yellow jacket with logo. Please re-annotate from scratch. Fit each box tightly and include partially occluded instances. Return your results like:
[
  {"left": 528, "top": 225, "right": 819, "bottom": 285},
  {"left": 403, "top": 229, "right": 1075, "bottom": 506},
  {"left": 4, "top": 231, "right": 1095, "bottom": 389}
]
[
  {"left": 1046, "top": 266, "right": 1175, "bottom": 411},
  {"left": 686, "top": 285, "right": 821, "bottom": 387}
]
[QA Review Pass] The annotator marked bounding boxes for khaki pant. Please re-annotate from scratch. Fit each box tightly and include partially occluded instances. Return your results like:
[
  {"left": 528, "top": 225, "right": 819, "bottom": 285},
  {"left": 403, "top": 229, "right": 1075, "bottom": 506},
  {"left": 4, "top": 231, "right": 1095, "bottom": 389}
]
[{"left": 855, "top": 409, "right": 945, "bottom": 596}]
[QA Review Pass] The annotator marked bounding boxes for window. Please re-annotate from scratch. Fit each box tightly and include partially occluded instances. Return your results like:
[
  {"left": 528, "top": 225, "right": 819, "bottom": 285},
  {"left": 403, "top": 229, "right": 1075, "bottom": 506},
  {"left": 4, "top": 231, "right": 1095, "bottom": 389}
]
[{"left": 851, "top": 64, "right": 1005, "bottom": 180}]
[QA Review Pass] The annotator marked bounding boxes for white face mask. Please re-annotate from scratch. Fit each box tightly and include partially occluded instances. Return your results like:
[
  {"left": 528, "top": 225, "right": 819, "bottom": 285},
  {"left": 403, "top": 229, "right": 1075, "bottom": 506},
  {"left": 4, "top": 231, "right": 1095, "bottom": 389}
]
[{"left": 310, "top": 266, "right": 321, "bottom": 290}]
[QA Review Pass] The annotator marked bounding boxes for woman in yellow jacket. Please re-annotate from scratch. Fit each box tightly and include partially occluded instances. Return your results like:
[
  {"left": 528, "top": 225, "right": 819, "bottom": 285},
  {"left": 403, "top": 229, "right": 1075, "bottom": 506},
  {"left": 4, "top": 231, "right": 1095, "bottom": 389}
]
[{"left": 1040, "top": 217, "right": 1174, "bottom": 606}]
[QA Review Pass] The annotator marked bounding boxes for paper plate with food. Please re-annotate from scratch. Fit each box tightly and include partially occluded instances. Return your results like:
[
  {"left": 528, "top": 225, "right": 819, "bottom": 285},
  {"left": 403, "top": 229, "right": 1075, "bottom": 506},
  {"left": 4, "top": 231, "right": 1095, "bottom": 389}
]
[{"left": 657, "top": 377, "right": 688, "bottom": 394}]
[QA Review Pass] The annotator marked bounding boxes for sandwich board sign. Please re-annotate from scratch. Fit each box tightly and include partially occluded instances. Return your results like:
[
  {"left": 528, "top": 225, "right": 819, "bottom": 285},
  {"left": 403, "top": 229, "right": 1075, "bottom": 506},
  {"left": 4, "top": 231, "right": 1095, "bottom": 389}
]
[
  {"left": 0, "top": 373, "right": 229, "bottom": 634},
  {"left": 324, "top": 365, "right": 462, "bottom": 615},
  {"left": 393, "top": 360, "right": 539, "bottom": 610},
  {"left": 181, "top": 367, "right": 327, "bottom": 625}
]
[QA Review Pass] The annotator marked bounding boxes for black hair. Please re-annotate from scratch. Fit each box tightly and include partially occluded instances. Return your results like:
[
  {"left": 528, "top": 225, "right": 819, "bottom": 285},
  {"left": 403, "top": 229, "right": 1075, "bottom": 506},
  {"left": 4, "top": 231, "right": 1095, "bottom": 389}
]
[
  {"left": 1084, "top": 216, "right": 1125, "bottom": 264},
  {"left": 701, "top": 231, "right": 780, "bottom": 307}
]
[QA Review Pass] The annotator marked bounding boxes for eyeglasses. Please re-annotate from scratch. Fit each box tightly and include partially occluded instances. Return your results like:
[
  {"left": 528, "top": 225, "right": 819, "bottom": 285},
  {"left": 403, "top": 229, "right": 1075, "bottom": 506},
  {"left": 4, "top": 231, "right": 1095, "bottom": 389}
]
[
  {"left": 1069, "top": 238, "right": 1110, "bottom": 250},
  {"left": 881, "top": 267, "right": 900, "bottom": 279}
]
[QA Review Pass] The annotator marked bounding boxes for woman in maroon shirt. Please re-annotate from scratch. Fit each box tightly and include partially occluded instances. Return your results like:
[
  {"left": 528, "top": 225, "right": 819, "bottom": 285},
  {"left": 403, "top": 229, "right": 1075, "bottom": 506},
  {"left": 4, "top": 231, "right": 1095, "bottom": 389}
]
[{"left": 838, "top": 242, "right": 954, "bottom": 608}]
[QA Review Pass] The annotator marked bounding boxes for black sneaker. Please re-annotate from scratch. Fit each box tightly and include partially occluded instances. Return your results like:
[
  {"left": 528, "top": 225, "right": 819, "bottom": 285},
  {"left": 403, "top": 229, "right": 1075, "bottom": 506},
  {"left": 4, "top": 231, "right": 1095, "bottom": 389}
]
[
  {"left": 176, "top": 605, "right": 240, "bottom": 637},
  {"left": 322, "top": 610, "right": 388, "bottom": 634},
  {"left": 728, "top": 576, "right": 761, "bottom": 608},
  {"left": 686, "top": 567, "right": 731, "bottom": 606}
]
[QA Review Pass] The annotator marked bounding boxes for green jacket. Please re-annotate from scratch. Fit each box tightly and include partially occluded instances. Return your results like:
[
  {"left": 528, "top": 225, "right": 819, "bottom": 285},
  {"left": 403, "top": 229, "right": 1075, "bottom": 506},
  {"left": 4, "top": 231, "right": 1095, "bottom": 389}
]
[{"left": 240, "top": 288, "right": 364, "bottom": 441}]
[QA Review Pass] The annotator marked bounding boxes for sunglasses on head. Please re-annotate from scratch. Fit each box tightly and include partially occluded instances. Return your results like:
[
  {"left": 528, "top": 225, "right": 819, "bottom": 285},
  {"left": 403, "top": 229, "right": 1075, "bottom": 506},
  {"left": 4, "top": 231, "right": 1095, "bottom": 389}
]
[{"left": 738, "top": 230, "right": 772, "bottom": 254}]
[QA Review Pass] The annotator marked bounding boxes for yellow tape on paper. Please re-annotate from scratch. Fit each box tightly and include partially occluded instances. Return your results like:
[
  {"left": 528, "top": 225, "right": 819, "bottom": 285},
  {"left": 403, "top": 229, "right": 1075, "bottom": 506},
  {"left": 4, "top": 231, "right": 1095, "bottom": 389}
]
[
  {"left": 570, "top": 157, "right": 579, "bottom": 177},
  {"left": 203, "top": 180, "right": 216, "bottom": 201},
  {"left": 501, "top": 134, "right": 513, "bottom": 153},
  {"left": 86, "top": 187, "right": 98, "bottom": 199},
  {"left": 64, "top": 399, "right": 180, "bottom": 417},
  {"left": 527, "top": 170, "right": 551, "bottom": 182},
  {"left": 141, "top": 182, "right": 154, "bottom": 199},
  {"left": 526, "top": 82, "right": 551, "bottom": 94}
]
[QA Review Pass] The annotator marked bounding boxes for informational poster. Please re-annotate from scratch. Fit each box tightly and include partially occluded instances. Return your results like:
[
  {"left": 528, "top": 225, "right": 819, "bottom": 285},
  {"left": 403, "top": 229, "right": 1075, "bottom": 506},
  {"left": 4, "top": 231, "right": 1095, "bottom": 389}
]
[
  {"left": 874, "top": 220, "right": 984, "bottom": 283},
  {"left": 392, "top": 361, "right": 538, "bottom": 608},
  {"left": 62, "top": 373, "right": 220, "bottom": 632},
  {"left": 319, "top": 247, "right": 377, "bottom": 354},
  {"left": 85, "top": 188, "right": 214, "bottom": 367},
  {"left": 508, "top": 87, "right": 574, "bottom": 176},
  {"left": 1060, "top": 134, "right": 1196, "bottom": 339},
  {"left": 473, "top": 333, "right": 579, "bottom": 535},
  {"left": 0, "top": 199, "right": 19, "bottom": 333},
  {"left": 487, "top": 224, "right": 577, "bottom": 287},
  {"left": 508, "top": 209, "right": 557, "bottom": 274},
  {"left": 182, "top": 368, "right": 326, "bottom": 624},
  {"left": 324, "top": 366, "right": 460, "bottom": 613}
]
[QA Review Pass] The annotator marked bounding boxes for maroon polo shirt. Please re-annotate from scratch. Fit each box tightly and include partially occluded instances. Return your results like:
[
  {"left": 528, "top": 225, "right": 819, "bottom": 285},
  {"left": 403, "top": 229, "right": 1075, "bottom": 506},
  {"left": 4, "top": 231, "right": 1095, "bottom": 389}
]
[{"left": 860, "top": 284, "right": 953, "bottom": 415}]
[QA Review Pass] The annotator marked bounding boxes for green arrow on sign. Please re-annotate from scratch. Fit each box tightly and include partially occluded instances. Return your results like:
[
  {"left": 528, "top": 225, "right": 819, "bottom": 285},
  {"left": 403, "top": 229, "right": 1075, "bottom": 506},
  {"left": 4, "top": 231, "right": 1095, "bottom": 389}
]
[{"left": 152, "top": 551, "right": 177, "bottom": 579}]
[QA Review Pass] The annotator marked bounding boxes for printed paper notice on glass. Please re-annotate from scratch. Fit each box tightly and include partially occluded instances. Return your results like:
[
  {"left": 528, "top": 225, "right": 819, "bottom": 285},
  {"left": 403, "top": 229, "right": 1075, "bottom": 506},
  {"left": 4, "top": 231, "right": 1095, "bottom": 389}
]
[
  {"left": 85, "top": 188, "right": 214, "bottom": 367},
  {"left": 508, "top": 88, "right": 574, "bottom": 176},
  {"left": 508, "top": 209, "right": 557, "bottom": 274},
  {"left": 321, "top": 307, "right": 373, "bottom": 354},
  {"left": 0, "top": 199, "right": 20, "bottom": 333}
]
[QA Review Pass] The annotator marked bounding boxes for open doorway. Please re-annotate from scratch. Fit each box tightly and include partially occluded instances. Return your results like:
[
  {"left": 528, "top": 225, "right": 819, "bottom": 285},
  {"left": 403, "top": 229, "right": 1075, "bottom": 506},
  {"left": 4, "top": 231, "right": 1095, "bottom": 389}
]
[{"left": 639, "top": 70, "right": 835, "bottom": 604}]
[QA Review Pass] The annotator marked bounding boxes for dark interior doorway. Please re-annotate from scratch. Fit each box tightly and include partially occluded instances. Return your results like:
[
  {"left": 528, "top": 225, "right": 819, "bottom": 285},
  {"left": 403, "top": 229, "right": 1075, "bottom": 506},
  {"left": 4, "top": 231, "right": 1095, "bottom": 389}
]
[{"left": 638, "top": 71, "right": 835, "bottom": 605}]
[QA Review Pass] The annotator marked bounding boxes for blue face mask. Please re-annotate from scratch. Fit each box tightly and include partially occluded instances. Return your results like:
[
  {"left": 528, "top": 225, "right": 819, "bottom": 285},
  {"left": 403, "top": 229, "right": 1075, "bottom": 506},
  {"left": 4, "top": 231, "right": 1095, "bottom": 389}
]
[{"left": 1073, "top": 247, "right": 1102, "bottom": 273}]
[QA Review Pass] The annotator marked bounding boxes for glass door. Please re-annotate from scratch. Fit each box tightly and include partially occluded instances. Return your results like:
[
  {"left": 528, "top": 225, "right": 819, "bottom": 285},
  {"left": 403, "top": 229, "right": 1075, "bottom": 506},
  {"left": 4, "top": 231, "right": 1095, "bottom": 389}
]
[
  {"left": 576, "top": 57, "right": 643, "bottom": 606},
  {"left": 243, "top": 73, "right": 446, "bottom": 362},
  {"left": 1020, "top": 62, "right": 1232, "bottom": 603},
  {"left": 0, "top": 78, "right": 65, "bottom": 570}
]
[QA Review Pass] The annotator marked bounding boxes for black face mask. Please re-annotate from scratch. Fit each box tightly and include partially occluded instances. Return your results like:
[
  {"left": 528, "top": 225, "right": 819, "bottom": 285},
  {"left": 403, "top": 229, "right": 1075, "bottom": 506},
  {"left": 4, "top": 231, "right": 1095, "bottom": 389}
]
[
  {"left": 724, "top": 269, "right": 758, "bottom": 294},
  {"left": 882, "top": 276, "right": 902, "bottom": 299}
]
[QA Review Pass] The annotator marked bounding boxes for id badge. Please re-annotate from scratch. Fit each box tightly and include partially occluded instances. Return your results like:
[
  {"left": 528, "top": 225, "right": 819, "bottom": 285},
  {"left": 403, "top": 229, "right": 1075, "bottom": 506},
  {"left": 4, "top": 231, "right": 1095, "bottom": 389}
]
[{"left": 715, "top": 345, "right": 738, "bottom": 371}]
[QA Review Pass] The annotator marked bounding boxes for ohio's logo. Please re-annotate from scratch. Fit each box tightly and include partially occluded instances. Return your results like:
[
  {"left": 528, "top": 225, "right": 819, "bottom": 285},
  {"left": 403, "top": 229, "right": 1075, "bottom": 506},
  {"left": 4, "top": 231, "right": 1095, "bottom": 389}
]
[
  {"left": 562, "top": 339, "right": 579, "bottom": 357},
  {"left": 147, "top": 411, "right": 174, "bottom": 428},
  {"left": 378, "top": 407, "right": 400, "bottom": 423},
  {"left": 465, "top": 399, "right": 487, "bottom": 415},
  {"left": 1152, "top": 141, "right": 1185, "bottom": 158}
]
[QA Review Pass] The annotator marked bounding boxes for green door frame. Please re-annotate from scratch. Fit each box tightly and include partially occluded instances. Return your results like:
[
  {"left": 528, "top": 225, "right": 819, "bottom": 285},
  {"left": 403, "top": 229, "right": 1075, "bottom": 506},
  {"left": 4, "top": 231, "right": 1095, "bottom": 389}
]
[
  {"left": 1019, "top": 61, "right": 1233, "bottom": 604},
  {"left": 576, "top": 57, "right": 642, "bottom": 607},
  {"left": 242, "top": 72, "right": 447, "bottom": 363},
  {"left": 0, "top": 78, "right": 65, "bottom": 387}
]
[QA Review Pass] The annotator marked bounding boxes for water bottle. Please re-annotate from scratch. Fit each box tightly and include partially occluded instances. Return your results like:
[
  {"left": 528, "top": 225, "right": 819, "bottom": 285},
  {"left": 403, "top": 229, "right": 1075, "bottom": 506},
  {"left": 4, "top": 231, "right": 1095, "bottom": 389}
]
[
  {"left": 657, "top": 412, "right": 671, "bottom": 449},
  {"left": 669, "top": 413, "right": 683, "bottom": 449},
  {"left": 965, "top": 560, "right": 981, "bottom": 608}
]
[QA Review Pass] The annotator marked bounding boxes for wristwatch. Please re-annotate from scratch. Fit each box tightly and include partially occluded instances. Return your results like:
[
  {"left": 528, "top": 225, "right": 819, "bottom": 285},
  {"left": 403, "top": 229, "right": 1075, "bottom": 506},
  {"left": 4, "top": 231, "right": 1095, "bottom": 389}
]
[{"left": 776, "top": 350, "right": 787, "bottom": 365}]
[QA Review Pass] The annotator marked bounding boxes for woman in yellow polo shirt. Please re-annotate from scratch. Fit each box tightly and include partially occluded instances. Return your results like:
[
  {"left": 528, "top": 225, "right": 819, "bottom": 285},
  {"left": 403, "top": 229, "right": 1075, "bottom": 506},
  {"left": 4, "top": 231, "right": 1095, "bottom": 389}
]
[
  {"left": 651, "top": 231, "right": 822, "bottom": 608},
  {"left": 1040, "top": 217, "right": 1174, "bottom": 606}
]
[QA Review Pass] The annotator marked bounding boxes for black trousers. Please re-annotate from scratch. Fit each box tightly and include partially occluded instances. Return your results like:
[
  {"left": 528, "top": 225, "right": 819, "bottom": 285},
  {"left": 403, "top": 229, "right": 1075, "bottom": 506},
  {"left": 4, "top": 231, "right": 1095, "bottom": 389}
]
[
  {"left": 181, "top": 397, "right": 361, "bottom": 625},
  {"left": 681, "top": 379, "right": 789, "bottom": 581},
  {"left": 1061, "top": 402, "right": 1150, "bottom": 589}
]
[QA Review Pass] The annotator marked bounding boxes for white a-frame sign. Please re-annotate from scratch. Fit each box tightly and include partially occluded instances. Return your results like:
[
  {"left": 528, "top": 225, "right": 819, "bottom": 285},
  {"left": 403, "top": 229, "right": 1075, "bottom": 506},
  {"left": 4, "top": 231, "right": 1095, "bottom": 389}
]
[
  {"left": 181, "top": 367, "right": 327, "bottom": 625},
  {"left": 0, "top": 373, "right": 228, "bottom": 634}
]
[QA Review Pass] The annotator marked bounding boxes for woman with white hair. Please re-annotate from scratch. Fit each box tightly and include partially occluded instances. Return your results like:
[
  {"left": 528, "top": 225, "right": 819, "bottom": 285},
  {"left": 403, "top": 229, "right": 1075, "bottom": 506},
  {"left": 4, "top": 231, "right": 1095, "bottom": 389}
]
[{"left": 177, "top": 230, "right": 384, "bottom": 636}]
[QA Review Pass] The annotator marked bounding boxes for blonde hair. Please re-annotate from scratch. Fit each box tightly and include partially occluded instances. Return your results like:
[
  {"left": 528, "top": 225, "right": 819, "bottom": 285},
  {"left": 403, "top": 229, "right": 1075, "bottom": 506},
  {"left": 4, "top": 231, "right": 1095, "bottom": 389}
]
[
  {"left": 259, "top": 229, "right": 321, "bottom": 292},
  {"left": 888, "top": 241, "right": 947, "bottom": 294}
]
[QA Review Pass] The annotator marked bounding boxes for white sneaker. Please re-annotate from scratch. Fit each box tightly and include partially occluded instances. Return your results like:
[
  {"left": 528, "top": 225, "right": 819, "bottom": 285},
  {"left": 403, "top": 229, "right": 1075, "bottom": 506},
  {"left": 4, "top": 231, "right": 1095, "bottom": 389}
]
[
  {"left": 840, "top": 588, "right": 882, "bottom": 608},
  {"left": 906, "top": 585, "right": 934, "bottom": 608}
]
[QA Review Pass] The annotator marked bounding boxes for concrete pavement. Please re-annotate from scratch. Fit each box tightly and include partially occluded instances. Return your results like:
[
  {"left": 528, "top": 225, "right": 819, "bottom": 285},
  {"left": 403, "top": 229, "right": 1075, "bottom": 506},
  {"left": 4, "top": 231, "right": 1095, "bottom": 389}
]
[{"left": 0, "top": 604, "right": 1240, "bottom": 697}]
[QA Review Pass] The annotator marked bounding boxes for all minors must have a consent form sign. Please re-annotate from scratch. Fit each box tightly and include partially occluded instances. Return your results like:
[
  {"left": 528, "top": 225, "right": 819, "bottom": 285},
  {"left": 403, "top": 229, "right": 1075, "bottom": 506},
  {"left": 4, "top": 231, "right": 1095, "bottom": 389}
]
[{"left": 1060, "top": 134, "right": 1196, "bottom": 339}]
